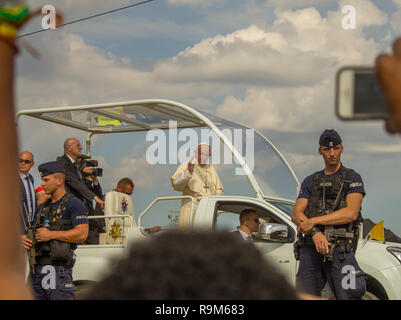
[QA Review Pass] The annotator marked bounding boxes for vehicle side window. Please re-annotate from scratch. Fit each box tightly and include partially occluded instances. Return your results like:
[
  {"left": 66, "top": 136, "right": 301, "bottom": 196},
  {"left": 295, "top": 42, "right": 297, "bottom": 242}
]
[
  {"left": 213, "top": 201, "right": 293, "bottom": 243},
  {"left": 139, "top": 198, "right": 188, "bottom": 232},
  {"left": 214, "top": 203, "right": 278, "bottom": 231},
  {"left": 214, "top": 211, "right": 241, "bottom": 232}
]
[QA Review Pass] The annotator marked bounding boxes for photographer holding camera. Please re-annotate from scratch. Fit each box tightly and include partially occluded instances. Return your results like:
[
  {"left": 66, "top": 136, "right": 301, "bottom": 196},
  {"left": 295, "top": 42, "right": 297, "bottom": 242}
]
[{"left": 58, "top": 138, "right": 104, "bottom": 211}]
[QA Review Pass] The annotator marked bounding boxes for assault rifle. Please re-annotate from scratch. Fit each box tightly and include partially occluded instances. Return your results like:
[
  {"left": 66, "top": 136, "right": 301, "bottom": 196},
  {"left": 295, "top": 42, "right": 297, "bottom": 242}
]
[
  {"left": 26, "top": 225, "right": 37, "bottom": 272},
  {"left": 20, "top": 201, "right": 41, "bottom": 273},
  {"left": 323, "top": 226, "right": 354, "bottom": 262},
  {"left": 322, "top": 180, "right": 355, "bottom": 262}
]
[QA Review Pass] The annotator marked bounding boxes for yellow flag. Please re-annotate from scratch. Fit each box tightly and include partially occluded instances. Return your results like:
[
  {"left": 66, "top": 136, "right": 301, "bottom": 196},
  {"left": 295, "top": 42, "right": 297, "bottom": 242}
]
[{"left": 370, "top": 221, "right": 385, "bottom": 242}]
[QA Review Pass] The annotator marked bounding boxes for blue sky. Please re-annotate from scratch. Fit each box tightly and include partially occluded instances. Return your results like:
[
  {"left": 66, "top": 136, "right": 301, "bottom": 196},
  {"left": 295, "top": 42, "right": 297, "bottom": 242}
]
[{"left": 16, "top": 0, "right": 401, "bottom": 236}]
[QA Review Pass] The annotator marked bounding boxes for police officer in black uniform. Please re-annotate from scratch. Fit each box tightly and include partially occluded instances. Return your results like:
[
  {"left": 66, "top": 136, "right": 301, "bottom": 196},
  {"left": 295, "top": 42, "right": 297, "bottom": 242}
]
[
  {"left": 22, "top": 161, "right": 88, "bottom": 300},
  {"left": 292, "top": 129, "right": 366, "bottom": 299}
]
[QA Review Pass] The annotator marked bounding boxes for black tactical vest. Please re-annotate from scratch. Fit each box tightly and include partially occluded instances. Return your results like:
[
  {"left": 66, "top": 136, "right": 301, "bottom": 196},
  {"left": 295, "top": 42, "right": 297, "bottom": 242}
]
[
  {"left": 34, "top": 194, "right": 76, "bottom": 267},
  {"left": 304, "top": 166, "right": 362, "bottom": 232}
]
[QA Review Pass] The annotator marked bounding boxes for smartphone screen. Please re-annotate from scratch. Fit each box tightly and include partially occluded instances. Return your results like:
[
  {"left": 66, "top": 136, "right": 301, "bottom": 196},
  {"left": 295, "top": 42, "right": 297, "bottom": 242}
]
[
  {"left": 336, "top": 67, "right": 388, "bottom": 120},
  {"left": 354, "top": 73, "right": 387, "bottom": 116}
]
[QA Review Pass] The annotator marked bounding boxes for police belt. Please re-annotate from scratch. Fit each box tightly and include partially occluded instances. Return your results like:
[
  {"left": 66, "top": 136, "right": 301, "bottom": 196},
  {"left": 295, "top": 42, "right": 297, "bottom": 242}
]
[
  {"left": 301, "top": 228, "right": 355, "bottom": 246},
  {"left": 30, "top": 263, "right": 73, "bottom": 275},
  {"left": 35, "top": 256, "right": 74, "bottom": 268}
]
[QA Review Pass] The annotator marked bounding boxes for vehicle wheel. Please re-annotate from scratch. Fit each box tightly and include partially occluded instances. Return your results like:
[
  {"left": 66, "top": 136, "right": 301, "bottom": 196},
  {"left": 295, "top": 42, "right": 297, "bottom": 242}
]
[
  {"left": 74, "top": 281, "right": 96, "bottom": 300},
  {"left": 364, "top": 274, "right": 388, "bottom": 300},
  {"left": 362, "top": 291, "right": 380, "bottom": 300}
]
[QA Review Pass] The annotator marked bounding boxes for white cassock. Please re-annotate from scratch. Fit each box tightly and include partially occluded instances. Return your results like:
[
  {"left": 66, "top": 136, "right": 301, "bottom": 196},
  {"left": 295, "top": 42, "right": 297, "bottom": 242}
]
[
  {"left": 104, "top": 190, "right": 136, "bottom": 242},
  {"left": 171, "top": 162, "right": 223, "bottom": 228}
]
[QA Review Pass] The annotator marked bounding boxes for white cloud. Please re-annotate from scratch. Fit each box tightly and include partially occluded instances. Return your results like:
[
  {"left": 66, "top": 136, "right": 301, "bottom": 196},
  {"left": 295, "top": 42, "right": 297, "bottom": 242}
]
[
  {"left": 266, "top": 0, "right": 388, "bottom": 28},
  {"left": 390, "top": 8, "right": 401, "bottom": 36},
  {"left": 21, "top": 0, "right": 386, "bottom": 101},
  {"left": 95, "top": 154, "right": 170, "bottom": 191},
  {"left": 155, "top": 1, "right": 386, "bottom": 90},
  {"left": 16, "top": 33, "right": 219, "bottom": 110},
  {"left": 265, "top": 0, "right": 334, "bottom": 9},
  {"left": 16, "top": 1, "right": 389, "bottom": 141},
  {"left": 284, "top": 152, "right": 322, "bottom": 175},
  {"left": 206, "top": 3, "right": 385, "bottom": 132},
  {"left": 22, "top": 0, "right": 136, "bottom": 36},
  {"left": 356, "top": 142, "right": 401, "bottom": 154},
  {"left": 80, "top": 15, "right": 205, "bottom": 41},
  {"left": 167, "top": 0, "right": 226, "bottom": 7},
  {"left": 393, "top": 0, "right": 401, "bottom": 8},
  {"left": 154, "top": 23, "right": 334, "bottom": 87},
  {"left": 216, "top": 83, "right": 330, "bottom": 132},
  {"left": 337, "top": 0, "right": 387, "bottom": 28},
  {"left": 27, "top": 0, "right": 133, "bottom": 14}
]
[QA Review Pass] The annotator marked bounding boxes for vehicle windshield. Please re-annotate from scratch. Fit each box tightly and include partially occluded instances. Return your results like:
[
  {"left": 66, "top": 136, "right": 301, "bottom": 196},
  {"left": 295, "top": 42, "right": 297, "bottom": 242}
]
[
  {"left": 31, "top": 102, "right": 205, "bottom": 133},
  {"left": 268, "top": 201, "right": 294, "bottom": 217},
  {"left": 200, "top": 110, "right": 300, "bottom": 200}
]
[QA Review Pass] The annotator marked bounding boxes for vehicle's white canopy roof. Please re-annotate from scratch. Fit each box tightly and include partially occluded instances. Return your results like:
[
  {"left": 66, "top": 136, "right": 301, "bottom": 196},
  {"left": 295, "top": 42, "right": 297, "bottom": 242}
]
[
  {"left": 17, "top": 99, "right": 300, "bottom": 201},
  {"left": 17, "top": 100, "right": 212, "bottom": 133}
]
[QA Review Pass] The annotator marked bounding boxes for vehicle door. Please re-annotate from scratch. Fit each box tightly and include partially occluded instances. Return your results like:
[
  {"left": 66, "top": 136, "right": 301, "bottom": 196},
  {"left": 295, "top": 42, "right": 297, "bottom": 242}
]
[{"left": 211, "top": 198, "right": 298, "bottom": 285}]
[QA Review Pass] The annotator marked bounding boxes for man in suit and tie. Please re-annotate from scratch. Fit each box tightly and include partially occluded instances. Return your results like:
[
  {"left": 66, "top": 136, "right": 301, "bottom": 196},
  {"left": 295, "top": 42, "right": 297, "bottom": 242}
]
[
  {"left": 18, "top": 151, "right": 37, "bottom": 228},
  {"left": 235, "top": 209, "right": 261, "bottom": 241},
  {"left": 58, "top": 137, "right": 104, "bottom": 210}
]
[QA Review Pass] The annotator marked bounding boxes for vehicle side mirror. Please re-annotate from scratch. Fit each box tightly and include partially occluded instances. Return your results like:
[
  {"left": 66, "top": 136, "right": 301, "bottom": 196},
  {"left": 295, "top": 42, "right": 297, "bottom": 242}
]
[{"left": 259, "top": 222, "right": 288, "bottom": 241}]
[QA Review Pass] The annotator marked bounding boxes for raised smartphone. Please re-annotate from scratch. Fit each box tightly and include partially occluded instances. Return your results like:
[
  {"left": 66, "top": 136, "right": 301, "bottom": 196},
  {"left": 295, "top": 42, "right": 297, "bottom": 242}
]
[{"left": 335, "top": 66, "right": 388, "bottom": 120}]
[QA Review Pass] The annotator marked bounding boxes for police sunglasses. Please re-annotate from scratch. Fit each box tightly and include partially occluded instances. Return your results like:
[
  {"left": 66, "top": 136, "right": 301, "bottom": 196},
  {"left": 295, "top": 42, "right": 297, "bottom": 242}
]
[{"left": 19, "top": 159, "right": 32, "bottom": 164}]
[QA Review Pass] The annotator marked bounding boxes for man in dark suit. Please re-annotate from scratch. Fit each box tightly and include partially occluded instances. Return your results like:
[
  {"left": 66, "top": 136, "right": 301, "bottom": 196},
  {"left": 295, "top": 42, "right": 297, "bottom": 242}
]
[
  {"left": 84, "top": 174, "right": 105, "bottom": 244},
  {"left": 57, "top": 137, "right": 104, "bottom": 210},
  {"left": 18, "top": 151, "right": 37, "bottom": 228},
  {"left": 234, "top": 209, "right": 260, "bottom": 241}
]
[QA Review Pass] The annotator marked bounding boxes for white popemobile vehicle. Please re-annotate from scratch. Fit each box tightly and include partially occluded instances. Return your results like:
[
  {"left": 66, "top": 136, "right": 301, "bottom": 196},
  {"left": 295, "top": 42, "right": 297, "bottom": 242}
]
[{"left": 17, "top": 99, "right": 401, "bottom": 299}]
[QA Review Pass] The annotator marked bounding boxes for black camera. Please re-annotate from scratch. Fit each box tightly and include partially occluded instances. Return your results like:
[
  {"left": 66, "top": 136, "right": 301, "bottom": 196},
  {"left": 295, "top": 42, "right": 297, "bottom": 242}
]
[{"left": 76, "top": 155, "right": 103, "bottom": 177}]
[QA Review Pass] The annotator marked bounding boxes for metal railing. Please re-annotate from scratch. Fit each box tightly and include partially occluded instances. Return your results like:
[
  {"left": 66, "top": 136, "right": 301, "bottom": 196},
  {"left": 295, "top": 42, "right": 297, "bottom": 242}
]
[{"left": 138, "top": 196, "right": 195, "bottom": 228}]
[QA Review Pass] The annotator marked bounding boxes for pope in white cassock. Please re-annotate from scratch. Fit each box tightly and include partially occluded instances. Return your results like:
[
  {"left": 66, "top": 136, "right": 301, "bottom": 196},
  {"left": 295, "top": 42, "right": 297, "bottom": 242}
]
[{"left": 171, "top": 144, "right": 224, "bottom": 228}]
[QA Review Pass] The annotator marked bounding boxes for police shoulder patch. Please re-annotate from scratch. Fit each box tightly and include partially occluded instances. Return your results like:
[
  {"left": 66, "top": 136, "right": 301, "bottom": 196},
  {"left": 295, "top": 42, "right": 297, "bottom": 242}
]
[{"left": 349, "top": 182, "right": 363, "bottom": 188}]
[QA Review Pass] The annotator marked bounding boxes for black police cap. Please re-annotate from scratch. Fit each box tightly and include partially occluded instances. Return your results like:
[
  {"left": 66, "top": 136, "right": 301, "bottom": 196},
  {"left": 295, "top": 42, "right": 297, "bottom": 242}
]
[
  {"left": 38, "top": 161, "right": 65, "bottom": 177},
  {"left": 319, "top": 129, "right": 342, "bottom": 147}
]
